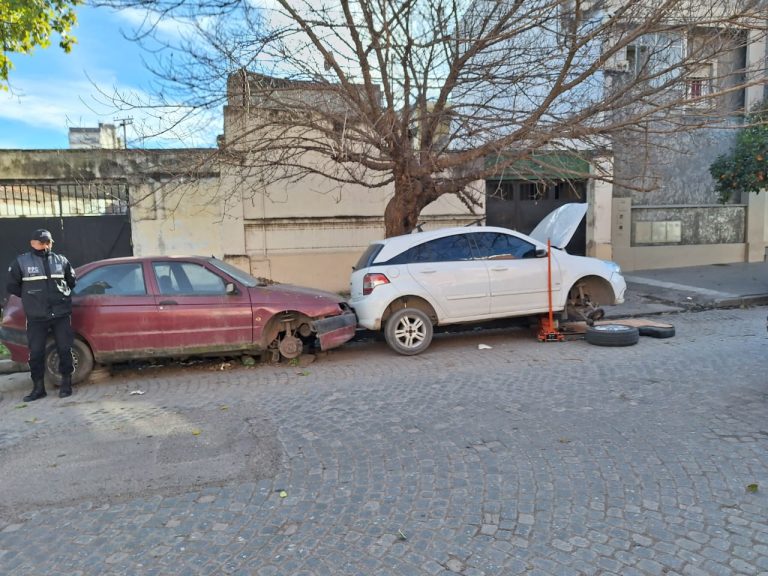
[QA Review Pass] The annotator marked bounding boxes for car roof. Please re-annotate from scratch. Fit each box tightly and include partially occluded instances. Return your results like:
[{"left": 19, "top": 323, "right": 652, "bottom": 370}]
[{"left": 371, "top": 226, "right": 541, "bottom": 263}]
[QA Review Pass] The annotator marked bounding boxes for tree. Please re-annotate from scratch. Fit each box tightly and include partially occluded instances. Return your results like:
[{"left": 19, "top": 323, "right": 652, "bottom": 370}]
[
  {"left": 710, "top": 98, "right": 768, "bottom": 202},
  {"left": 95, "top": 0, "right": 767, "bottom": 236},
  {"left": 0, "top": 0, "right": 82, "bottom": 89}
]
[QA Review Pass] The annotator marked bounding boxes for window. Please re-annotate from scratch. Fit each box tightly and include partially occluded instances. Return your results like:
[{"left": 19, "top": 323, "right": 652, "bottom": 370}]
[
  {"left": 686, "top": 63, "right": 714, "bottom": 102},
  {"left": 153, "top": 262, "right": 226, "bottom": 295},
  {"left": 520, "top": 182, "right": 548, "bottom": 201},
  {"left": 552, "top": 181, "right": 585, "bottom": 201},
  {"left": 607, "top": 32, "right": 684, "bottom": 85},
  {"left": 388, "top": 234, "right": 474, "bottom": 264},
  {"left": 354, "top": 243, "right": 385, "bottom": 270},
  {"left": 74, "top": 263, "right": 146, "bottom": 296},
  {"left": 485, "top": 181, "right": 515, "bottom": 201},
  {"left": 472, "top": 233, "right": 536, "bottom": 260}
]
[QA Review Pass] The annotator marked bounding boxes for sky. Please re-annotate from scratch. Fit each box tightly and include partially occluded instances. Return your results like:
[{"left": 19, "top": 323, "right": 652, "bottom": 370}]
[{"left": 0, "top": 5, "right": 219, "bottom": 150}]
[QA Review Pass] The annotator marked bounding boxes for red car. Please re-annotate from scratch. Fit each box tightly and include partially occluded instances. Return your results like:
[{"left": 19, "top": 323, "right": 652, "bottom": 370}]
[{"left": 0, "top": 256, "right": 357, "bottom": 384}]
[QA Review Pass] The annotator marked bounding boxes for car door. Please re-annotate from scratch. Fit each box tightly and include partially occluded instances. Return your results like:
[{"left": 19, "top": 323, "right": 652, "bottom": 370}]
[
  {"left": 72, "top": 261, "right": 162, "bottom": 360},
  {"left": 471, "top": 232, "right": 560, "bottom": 315},
  {"left": 405, "top": 233, "right": 490, "bottom": 321},
  {"left": 151, "top": 260, "right": 254, "bottom": 354}
]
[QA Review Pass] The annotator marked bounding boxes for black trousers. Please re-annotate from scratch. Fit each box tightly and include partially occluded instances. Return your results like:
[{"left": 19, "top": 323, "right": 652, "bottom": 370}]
[{"left": 27, "top": 316, "right": 74, "bottom": 383}]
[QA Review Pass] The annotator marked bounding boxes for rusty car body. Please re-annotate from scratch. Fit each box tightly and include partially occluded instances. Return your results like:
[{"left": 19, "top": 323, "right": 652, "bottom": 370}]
[{"left": 0, "top": 255, "right": 357, "bottom": 384}]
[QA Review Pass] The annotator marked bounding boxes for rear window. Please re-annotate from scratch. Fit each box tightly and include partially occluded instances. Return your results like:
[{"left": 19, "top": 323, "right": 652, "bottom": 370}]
[{"left": 354, "top": 244, "right": 384, "bottom": 270}]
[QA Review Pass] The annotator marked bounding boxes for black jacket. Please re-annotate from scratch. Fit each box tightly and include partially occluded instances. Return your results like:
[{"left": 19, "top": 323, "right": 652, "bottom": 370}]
[{"left": 6, "top": 250, "right": 77, "bottom": 321}]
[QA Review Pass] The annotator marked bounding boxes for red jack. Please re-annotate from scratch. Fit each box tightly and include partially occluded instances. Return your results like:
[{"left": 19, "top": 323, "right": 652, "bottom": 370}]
[{"left": 537, "top": 238, "right": 564, "bottom": 342}]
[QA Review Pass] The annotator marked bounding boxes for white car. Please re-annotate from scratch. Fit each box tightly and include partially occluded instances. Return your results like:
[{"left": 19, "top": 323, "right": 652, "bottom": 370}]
[{"left": 349, "top": 204, "right": 626, "bottom": 354}]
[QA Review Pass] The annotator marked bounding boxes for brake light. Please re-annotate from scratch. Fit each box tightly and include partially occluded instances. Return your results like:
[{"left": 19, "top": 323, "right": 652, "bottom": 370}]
[{"left": 363, "top": 273, "right": 390, "bottom": 295}]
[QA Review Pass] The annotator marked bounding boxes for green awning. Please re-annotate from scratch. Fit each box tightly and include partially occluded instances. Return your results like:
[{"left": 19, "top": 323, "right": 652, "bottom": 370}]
[{"left": 486, "top": 152, "right": 590, "bottom": 181}]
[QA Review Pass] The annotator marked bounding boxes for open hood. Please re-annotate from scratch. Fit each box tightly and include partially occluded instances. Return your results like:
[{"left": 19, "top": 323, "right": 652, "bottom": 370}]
[{"left": 529, "top": 203, "right": 587, "bottom": 249}]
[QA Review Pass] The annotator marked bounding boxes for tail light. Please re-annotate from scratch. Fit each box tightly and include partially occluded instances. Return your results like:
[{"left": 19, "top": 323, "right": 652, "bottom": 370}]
[{"left": 363, "top": 272, "right": 390, "bottom": 295}]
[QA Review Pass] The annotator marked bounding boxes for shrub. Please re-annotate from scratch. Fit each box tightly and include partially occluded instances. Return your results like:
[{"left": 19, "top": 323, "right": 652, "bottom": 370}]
[{"left": 710, "top": 98, "right": 768, "bottom": 202}]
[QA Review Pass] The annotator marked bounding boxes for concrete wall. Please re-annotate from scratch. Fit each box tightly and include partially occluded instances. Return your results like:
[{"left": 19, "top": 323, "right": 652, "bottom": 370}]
[
  {"left": 223, "top": 158, "right": 484, "bottom": 291},
  {"left": 0, "top": 147, "right": 229, "bottom": 257},
  {"left": 220, "top": 93, "right": 485, "bottom": 291},
  {"left": 0, "top": 147, "right": 483, "bottom": 293}
]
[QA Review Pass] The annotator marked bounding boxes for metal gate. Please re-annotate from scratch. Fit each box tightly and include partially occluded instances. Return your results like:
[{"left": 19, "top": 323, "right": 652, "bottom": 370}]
[
  {"left": 0, "top": 182, "right": 133, "bottom": 304},
  {"left": 485, "top": 179, "right": 587, "bottom": 255}
]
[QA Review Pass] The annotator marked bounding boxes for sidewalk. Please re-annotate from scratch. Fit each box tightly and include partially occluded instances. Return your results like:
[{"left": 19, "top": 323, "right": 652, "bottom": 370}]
[{"left": 603, "top": 260, "right": 768, "bottom": 318}]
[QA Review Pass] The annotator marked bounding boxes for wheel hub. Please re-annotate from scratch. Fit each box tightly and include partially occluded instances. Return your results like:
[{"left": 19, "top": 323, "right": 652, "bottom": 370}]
[{"left": 278, "top": 335, "right": 303, "bottom": 359}]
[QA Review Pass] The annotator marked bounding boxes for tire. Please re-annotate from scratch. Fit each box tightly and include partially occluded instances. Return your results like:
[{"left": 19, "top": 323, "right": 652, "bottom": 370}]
[
  {"left": 384, "top": 308, "right": 434, "bottom": 355},
  {"left": 585, "top": 324, "right": 639, "bottom": 347},
  {"left": 638, "top": 325, "right": 675, "bottom": 339},
  {"left": 45, "top": 338, "right": 94, "bottom": 385}
]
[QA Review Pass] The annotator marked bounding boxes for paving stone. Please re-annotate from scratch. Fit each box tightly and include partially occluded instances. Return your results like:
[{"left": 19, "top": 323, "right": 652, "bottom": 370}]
[{"left": 1, "top": 309, "right": 768, "bottom": 574}]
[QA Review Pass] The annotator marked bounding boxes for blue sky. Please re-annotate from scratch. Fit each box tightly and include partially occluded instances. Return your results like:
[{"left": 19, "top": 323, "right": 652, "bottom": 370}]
[{"left": 0, "top": 5, "right": 219, "bottom": 150}]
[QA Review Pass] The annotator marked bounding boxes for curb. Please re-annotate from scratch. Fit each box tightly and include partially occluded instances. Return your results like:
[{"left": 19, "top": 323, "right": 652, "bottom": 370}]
[
  {"left": 713, "top": 295, "right": 768, "bottom": 309},
  {"left": 0, "top": 358, "right": 28, "bottom": 375}
]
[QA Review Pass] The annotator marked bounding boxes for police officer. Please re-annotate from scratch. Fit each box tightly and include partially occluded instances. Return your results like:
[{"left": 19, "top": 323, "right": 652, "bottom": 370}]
[{"left": 6, "top": 229, "right": 77, "bottom": 400}]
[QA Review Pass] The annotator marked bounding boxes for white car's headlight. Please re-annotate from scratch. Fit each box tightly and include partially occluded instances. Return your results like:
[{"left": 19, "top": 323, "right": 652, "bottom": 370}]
[{"left": 603, "top": 260, "right": 622, "bottom": 274}]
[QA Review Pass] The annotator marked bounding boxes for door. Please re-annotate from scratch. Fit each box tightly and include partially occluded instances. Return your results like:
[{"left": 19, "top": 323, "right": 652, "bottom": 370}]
[
  {"left": 485, "top": 180, "right": 587, "bottom": 255},
  {"left": 403, "top": 234, "right": 490, "bottom": 321},
  {"left": 471, "top": 232, "right": 561, "bottom": 315},
  {"left": 151, "top": 260, "right": 254, "bottom": 354},
  {"left": 72, "top": 261, "right": 161, "bottom": 360}
]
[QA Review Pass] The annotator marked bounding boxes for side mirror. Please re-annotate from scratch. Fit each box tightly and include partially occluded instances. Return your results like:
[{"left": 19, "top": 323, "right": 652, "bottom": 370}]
[
  {"left": 226, "top": 282, "right": 237, "bottom": 295},
  {"left": 535, "top": 247, "right": 548, "bottom": 258}
]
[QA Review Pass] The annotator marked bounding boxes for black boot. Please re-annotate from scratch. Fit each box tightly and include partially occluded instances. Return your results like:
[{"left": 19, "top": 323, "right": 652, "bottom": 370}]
[
  {"left": 23, "top": 380, "right": 47, "bottom": 402},
  {"left": 59, "top": 375, "right": 72, "bottom": 398}
]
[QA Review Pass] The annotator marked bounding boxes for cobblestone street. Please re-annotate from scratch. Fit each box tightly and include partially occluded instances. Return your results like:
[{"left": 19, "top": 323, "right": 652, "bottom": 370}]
[{"left": 1, "top": 307, "right": 767, "bottom": 575}]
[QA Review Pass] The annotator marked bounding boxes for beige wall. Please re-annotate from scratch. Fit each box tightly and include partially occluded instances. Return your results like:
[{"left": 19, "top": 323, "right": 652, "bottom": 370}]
[
  {"left": 232, "top": 159, "right": 486, "bottom": 291},
  {"left": 130, "top": 177, "right": 246, "bottom": 259}
]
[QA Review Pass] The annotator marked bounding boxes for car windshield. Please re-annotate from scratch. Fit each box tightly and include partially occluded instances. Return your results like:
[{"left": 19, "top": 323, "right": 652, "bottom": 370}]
[{"left": 208, "top": 258, "right": 259, "bottom": 287}]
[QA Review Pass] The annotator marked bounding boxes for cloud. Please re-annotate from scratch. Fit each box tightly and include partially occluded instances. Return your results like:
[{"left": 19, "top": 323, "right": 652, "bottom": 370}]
[
  {"left": 0, "top": 79, "right": 105, "bottom": 131},
  {"left": 0, "top": 76, "right": 219, "bottom": 148},
  {"left": 114, "top": 7, "right": 210, "bottom": 42}
]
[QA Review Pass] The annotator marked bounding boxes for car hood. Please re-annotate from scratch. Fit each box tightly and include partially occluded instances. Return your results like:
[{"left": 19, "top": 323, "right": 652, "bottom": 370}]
[
  {"left": 529, "top": 203, "right": 587, "bottom": 249},
  {"left": 249, "top": 283, "right": 344, "bottom": 305}
]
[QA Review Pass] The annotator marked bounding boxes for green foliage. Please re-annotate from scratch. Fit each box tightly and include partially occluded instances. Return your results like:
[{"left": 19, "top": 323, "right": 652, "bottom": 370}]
[
  {"left": 710, "top": 99, "right": 768, "bottom": 202},
  {"left": 0, "top": 0, "right": 82, "bottom": 89}
]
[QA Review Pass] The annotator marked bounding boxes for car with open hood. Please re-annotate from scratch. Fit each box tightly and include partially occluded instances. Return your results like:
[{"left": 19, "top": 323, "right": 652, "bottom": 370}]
[
  {"left": 349, "top": 203, "right": 626, "bottom": 354},
  {"left": 1, "top": 256, "right": 357, "bottom": 384}
]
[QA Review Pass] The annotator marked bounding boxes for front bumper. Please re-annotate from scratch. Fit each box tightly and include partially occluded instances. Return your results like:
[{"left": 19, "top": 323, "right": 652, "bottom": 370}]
[
  {"left": 612, "top": 272, "right": 627, "bottom": 304},
  {"left": 312, "top": 310, "right": 358, "bottom": 351}
]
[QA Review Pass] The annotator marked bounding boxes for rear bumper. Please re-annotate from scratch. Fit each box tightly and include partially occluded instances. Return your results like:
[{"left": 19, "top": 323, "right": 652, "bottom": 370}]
[
  {"left": 313, "top": 311, "right": 358, "bottom": 351},
  {"left": 0, "top": 326, "right": 29, "bottom": 363}
]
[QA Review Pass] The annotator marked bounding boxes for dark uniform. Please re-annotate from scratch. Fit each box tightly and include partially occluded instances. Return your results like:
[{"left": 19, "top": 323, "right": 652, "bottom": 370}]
[{"left": 6, "top": 229, "right": 77, "bottom": 400}]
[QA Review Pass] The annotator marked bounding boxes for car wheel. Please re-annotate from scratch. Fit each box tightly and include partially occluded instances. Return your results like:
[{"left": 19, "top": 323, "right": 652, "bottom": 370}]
[
  {"left": 638, "top": 324, "right": 675, "bottom": 339},
  {"left": 384, "top": 308, "right": 433, "bottom": 355},
  {"left": 584, "top": 324, "right": 639, "bottom": 347},
  {"left": 45, "top": 338, "right": 94, "bottom": 385}
]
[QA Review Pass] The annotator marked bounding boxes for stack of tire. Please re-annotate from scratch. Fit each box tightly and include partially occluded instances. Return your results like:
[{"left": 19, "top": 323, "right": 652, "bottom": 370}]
[{"left": 585, "top": 323, "right": 675, "bottom": 347}]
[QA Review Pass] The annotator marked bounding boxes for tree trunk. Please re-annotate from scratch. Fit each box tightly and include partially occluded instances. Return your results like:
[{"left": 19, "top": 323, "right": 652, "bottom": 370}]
[{"left": 384, "top": 178, "right": 431, "bottom": 237}]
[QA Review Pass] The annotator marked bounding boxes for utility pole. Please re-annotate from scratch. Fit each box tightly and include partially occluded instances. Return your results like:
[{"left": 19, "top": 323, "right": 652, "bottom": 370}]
[{"left": 114, "top": 117, "right": 133, "bottom": 149}]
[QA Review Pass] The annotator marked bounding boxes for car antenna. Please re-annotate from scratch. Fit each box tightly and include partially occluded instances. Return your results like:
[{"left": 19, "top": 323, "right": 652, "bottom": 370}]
[
  {"left": 464, "top": 217, "right": 485, "bottom": 227},
  {"left": 414, "top": 222, "right": 425, "bottom": 233}
]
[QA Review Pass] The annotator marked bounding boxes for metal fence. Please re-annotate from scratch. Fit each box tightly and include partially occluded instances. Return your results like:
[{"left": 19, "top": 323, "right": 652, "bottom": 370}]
[{"left": 0, "top": 183, "right": 129, "bottom": 217}]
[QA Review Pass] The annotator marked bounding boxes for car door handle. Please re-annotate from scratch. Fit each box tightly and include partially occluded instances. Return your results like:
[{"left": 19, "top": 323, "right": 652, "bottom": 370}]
[
  {"left": 490, "top": 267, "right": 508, "bottom": 271},
  {"left": 158, "top": 300, "right": 178, "bottom": 306},
  {"left": 420, "top": 270, "right": 437, "bottom": 274}
]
